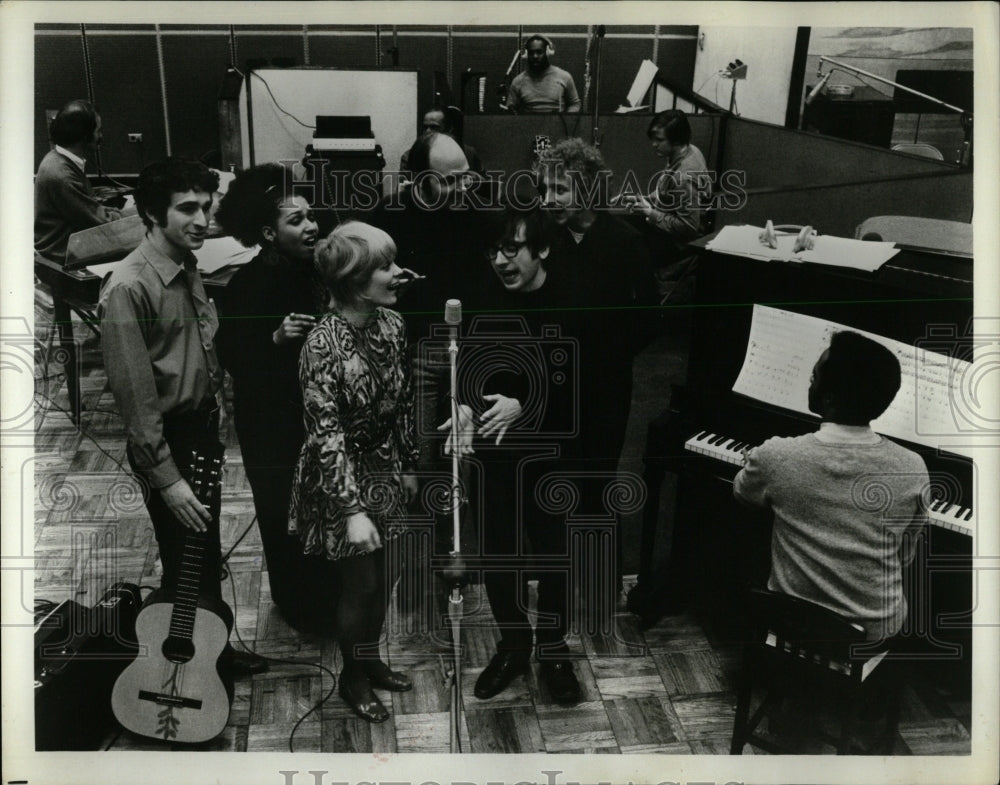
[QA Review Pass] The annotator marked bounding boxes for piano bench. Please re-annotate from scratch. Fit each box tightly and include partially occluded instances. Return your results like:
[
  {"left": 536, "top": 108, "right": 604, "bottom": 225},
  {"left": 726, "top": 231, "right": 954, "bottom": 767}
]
[{"left": 730, "top": 589, "right": 902, "bottom": 755}]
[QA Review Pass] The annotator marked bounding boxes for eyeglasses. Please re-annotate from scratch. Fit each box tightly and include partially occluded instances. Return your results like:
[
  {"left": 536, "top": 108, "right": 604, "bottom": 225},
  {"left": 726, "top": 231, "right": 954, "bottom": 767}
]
[
  {"left": 483, "top": 240, "right": 529, "bottom": 259},
  {"left": 441, "top": 171, "right": 480, "bottom": 190}
]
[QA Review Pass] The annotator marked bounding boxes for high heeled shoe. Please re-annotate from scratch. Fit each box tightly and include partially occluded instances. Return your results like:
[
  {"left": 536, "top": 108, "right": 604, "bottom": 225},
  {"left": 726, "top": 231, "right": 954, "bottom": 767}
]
[
  {"left": 364, "top": 660, "right": 413, "bottom": 692},
  {"left": 338, "top": 672, "right": 390, "bottom": 723}
]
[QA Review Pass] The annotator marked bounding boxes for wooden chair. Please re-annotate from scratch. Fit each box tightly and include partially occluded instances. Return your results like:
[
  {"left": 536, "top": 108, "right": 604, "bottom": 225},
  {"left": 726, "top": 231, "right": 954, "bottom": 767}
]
[{"left": 730, "top": 588, "right": 901, "bottom": 755}]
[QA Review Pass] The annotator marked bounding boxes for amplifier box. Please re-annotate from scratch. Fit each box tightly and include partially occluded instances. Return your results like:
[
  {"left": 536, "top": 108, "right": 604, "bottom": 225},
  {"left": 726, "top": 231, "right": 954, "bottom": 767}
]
[{"left": 34, "top": 583, "right": 141, "bottom": 750}]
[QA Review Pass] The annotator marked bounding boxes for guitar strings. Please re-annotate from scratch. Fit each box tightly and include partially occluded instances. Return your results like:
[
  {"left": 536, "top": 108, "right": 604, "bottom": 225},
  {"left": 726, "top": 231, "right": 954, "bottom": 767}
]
[{"left": 35, "top": 371, "right": 336, "bottom": 750}]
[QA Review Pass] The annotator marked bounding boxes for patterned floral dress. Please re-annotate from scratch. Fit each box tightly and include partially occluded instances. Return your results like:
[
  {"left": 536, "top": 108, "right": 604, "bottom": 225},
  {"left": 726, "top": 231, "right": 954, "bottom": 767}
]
[{"left": 288, "top": 307, "right": 419, "bottom": 561}]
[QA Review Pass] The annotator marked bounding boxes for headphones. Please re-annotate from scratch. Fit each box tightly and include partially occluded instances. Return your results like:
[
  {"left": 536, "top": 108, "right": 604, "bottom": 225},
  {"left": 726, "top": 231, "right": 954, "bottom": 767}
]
[
  {"left": 522, "top": 34, "right": 555, "bottom": 57},
  {"left": 759, "top": 221, "right": 818, "bottom": 253}
]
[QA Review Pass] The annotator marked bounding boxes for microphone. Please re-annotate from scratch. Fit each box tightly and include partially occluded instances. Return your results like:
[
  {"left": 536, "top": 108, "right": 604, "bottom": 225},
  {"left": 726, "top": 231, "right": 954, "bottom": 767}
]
[
  {"left": 444, "top": 298, "right": 462, "bottom": 326},
  {"left": 804, "top": 71, "right": 832, "bottom": 106}
]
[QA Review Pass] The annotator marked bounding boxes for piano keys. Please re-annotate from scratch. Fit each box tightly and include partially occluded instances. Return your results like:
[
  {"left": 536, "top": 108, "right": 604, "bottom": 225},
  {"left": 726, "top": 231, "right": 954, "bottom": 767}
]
[
  {"left": 683, "top": 430, "right": 976, "bottom": 539},
  {"left": 635, "top": 233, "right": 976, "bottom": 691}
]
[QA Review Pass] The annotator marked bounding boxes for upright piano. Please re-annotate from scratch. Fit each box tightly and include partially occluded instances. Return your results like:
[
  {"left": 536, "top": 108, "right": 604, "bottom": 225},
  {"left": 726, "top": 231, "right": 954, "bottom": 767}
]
[{"left": 642, "top": 233, "right": 977, "bottom": 691}]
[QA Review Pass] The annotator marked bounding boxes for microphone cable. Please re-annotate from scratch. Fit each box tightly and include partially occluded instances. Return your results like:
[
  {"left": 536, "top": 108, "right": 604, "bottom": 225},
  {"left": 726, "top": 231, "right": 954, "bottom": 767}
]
[{"left": 222, "top": 563, "right": 340, "bottom": 753}]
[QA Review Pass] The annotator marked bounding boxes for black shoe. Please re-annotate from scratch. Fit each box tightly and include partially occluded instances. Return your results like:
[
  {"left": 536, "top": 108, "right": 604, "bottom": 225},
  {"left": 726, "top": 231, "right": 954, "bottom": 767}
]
[
  {"left": 474, "top": 650, "right": 531, "bottom": 700},
  {"left": 540, "top": 659, "right": 580, "bottom": 704},
  {"left": 223, "top": 646, "right": 269, "bottom": 678},
  {"left": 365, "top": 660, "right": 413, "bottom": 692},
  {"left": 338, "top": 672, "right": 389, "bottom": 723}
]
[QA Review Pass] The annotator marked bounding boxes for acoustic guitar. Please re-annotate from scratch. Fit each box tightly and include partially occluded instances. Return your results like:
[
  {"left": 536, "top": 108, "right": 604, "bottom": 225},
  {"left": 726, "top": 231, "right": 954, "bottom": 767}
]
[{"left": 111, "top": 443, "right": 234, "bottom": 743}]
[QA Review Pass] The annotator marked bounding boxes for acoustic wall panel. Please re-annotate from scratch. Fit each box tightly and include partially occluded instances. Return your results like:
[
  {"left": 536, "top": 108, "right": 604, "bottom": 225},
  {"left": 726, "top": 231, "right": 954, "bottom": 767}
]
[
  {"left": 722, "top": 116, "right": 955, "bottom": 192},
  {"left": 87, "top": 33, "right": 165, "bottom": 172},
  {"left": 307, "top": 31, "right": 379, "bottom": 70},
  {"left": 34, "top": 34, "right": 90, "bottom": 163},
  {"left": 717, "top": 171, "right": 973, "bottom": 238},
  {"left": 161, "top": 32, "right": 233, "bottom": 163}
]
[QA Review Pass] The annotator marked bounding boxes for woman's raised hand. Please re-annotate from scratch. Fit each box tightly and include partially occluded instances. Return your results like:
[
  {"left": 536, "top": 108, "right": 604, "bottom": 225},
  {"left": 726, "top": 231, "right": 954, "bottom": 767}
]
[{"left": 273, "top": 313, "right": 317, "bottom": 345}]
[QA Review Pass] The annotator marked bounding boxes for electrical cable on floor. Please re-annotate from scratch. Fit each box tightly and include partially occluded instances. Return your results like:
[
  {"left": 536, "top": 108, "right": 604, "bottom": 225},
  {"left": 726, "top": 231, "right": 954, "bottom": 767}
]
[
  {"left": 33, "top": 390, "right": 131, "bottom": 473},
  {"left": 223, "top": 567, "right": 339, "bottom": 753},
  {"left": 35, "top": 348, "right": 334, "bottom": 751},
  {"left": 220, "top": 514, "right": 259, "bottom": 566},
  {"left": 102, "top": 730, "right": 124, "bottom": 751}
]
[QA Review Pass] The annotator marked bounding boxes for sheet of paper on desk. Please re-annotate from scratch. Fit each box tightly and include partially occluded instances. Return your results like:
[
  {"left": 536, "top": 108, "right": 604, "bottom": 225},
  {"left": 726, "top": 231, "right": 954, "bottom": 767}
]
[
  {"left": 84, "top": 260, "right": 120, "bottom": 279},
  {"left": 86, "top": 237, "right": 259, "bottom": 278},
  {"left": 797, "top": 235, "right": 899, "bottom": 272},
  {"left": 706, "top": 224, "right": 900, "bottom": 271},
  {"left": 194, "top": 237, "right": 259, "bottom": 273},
  {"left": 705, "top": 224, "right": 797, "bottom": 261}
]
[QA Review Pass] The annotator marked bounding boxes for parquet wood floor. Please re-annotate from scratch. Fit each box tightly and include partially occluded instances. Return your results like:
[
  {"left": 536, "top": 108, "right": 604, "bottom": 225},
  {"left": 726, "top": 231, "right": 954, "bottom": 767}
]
[{"left": 29, "top": 313, "right": 971, "bottom": 755}]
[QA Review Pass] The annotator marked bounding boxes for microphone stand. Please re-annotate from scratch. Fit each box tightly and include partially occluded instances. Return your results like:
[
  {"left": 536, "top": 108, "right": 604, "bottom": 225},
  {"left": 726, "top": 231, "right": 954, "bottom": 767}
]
[
  {"left": 591, "top": 25, "right": 605, "bottom": 147},
  {"left": 442, "top": 301, "right": 466, "bottom": 753},
  {"left": 498, "top": 48, "right": 521, "bottom": 111},
  {"left": 814, "top": 56, "right": 973, "bottom": 164}
]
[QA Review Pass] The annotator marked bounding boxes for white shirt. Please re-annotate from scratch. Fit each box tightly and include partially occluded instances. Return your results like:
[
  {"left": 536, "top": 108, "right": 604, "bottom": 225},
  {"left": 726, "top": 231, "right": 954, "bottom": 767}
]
[
  {"left": 55, "top": 145, "right": 87, "bottom": 174},
  {"left": 814, "top": 421, "right": 881, "bottom": 445}
]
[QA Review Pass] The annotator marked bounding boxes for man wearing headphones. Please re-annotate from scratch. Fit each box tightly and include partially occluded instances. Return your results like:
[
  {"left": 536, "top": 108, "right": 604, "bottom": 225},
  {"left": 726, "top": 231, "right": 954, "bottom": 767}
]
[
  {"left": 34, "top": 99, "right": 130, "bottom": 263},
  {"left": 506, "top": 34, "right": 581, "bottom": 114}
]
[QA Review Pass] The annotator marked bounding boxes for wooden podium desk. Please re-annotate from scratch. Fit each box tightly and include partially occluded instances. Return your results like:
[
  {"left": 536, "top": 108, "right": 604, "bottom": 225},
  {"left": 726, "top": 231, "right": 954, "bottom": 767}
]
[{"left": 34, "top": 256, "right": 240, "bottom": 425}]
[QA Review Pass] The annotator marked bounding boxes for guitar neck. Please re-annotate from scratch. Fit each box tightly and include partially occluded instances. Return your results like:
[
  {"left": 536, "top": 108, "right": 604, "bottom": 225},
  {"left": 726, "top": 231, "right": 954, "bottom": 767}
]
[
  {"left": 168, "top": 532, "right": 211, "bottom": 640},
  {"left": 168, "top": 447, "right": 224, "bottom": 640}
]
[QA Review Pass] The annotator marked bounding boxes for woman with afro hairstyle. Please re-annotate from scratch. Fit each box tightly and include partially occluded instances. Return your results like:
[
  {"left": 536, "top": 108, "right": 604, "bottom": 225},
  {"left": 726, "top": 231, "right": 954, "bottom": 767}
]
[{"left": 215, "top": 163, "right": 331, "bottom": 632}]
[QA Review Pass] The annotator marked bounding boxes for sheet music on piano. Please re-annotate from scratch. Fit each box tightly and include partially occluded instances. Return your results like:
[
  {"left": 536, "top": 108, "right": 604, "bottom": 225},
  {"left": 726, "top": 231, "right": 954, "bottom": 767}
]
[{"left": 733, "top": 305, "right": 975, "bottom": 458}]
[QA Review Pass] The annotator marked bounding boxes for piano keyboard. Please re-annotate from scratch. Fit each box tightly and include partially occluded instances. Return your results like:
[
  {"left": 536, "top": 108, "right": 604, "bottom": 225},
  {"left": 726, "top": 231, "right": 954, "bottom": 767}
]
[{"left": 684, "top": 431, "right": 975, "bottom": 538}]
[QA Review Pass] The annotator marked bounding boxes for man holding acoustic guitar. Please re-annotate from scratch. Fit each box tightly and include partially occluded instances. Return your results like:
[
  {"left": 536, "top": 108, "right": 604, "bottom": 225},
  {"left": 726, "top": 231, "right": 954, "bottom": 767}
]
[{"left": 100, "top": 158, "right": 268, "bottom": 741}]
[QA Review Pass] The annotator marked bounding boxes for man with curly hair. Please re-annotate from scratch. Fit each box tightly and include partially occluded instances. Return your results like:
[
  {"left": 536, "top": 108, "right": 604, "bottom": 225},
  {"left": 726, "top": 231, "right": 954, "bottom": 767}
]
[{"left": 531, "top": 138, "right": 656, "bottom": 699}]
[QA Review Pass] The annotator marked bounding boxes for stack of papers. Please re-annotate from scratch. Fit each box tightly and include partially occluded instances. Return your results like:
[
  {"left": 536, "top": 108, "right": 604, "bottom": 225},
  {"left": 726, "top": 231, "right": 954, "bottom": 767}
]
[
  {"left": 86, "top": 237, "right": 259, "bottom": 279},
  {"left": 706, "top": 224, "right": 899, "bottom": 272}
]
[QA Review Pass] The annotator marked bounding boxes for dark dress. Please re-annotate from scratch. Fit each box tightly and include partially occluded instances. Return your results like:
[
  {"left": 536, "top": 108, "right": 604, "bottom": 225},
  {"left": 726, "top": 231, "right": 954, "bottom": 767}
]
[{"left": 215, "top": 246, "right": 329, "bottom": 627}]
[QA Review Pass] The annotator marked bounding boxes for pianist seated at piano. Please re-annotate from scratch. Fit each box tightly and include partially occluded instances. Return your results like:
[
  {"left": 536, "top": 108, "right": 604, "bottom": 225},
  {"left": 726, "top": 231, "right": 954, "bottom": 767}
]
[
  {"left": 34, "top": 99, "right": 134, "bottom": 263},
  {"left": 733, "top": 331, "right": 930, "bottom": 643}
]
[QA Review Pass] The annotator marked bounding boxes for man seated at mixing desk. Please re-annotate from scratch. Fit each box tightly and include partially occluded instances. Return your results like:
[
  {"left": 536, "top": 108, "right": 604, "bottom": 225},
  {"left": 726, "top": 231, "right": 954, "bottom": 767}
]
[
  {"left": 733, "top": 331, "right": 930, "bottom": 643},
  {"left": 34, "top": 99, "right": 134, "bottom": 263}
]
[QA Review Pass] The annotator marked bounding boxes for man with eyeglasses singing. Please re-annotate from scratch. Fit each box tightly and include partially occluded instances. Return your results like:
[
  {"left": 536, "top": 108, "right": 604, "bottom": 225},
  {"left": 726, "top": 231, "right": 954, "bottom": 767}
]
[
  {"left": 456, "top": 205, "right": 584, "bottom": 704},
  {"left": 535, "top": 138, "right": 658, "bottom": 637}
]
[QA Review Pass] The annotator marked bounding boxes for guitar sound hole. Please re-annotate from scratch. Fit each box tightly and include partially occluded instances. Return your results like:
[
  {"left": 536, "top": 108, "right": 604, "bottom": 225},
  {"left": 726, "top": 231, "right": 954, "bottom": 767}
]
[{"left": 162, "top": 636, "right": 195, "bottom": 664}]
